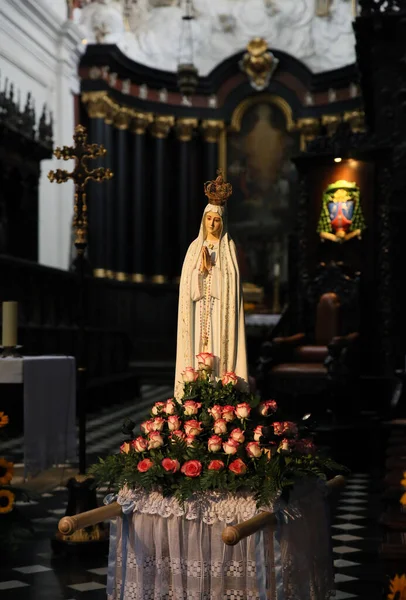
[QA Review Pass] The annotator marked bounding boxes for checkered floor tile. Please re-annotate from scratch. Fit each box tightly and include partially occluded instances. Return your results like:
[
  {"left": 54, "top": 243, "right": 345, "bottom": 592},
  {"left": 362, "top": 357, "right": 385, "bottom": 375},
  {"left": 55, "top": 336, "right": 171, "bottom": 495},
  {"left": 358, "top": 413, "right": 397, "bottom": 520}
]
[{"left": 0, "top": 386, "right": 384, "bottom": 599}]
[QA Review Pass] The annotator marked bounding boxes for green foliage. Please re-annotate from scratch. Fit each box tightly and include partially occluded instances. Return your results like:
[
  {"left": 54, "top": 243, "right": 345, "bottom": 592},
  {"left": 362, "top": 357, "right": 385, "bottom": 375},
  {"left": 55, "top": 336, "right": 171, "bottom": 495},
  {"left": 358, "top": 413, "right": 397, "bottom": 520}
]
[{"left": 88, "top": 375, "right": 348, "bottom": 506}]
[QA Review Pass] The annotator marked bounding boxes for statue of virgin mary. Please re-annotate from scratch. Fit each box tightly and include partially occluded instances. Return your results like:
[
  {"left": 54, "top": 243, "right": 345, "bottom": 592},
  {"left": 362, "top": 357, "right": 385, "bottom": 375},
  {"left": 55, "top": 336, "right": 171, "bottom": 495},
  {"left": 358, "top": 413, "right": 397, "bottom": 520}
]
[{"left": 174, "top": 171, "right": 248, "bottom": 399}]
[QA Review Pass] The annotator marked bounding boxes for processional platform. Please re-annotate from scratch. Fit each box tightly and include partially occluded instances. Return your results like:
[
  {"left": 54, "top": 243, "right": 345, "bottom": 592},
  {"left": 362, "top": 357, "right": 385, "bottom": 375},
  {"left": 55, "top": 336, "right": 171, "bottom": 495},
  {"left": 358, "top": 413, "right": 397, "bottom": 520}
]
[{"left": 59, "top": 477, "right": 344, "bottom": 600}]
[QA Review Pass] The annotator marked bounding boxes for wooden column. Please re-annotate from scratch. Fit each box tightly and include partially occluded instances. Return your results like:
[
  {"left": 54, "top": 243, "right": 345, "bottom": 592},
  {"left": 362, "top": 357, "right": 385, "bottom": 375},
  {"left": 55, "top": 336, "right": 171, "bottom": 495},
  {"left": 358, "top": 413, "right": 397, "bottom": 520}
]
[
  {"left": 150, "top": 115, "right": 174, "bottom": 283},
  {"left": 175, "top": 118, "right": 198, "bottom": 277},
  {"left": 130, "top": 112, "right": 153, "bottom": 283},
  {"left": 201, "top": 120, "right": 225, "bottom": 180},
  {"left": 103, "top": 100, "right": 117, "bottom": 279},
  {"left": 83, "top": 92, "right": 108, "bottom": 276},
  {"left": 113, "top": 108, "right": 132, "bottom": 281}
]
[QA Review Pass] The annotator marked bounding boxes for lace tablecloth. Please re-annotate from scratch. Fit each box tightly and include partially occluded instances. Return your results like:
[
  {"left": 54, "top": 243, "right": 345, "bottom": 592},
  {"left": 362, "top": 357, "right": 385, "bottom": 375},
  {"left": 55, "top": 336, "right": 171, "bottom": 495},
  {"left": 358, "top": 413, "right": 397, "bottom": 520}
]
[{"left": 106, "top": 481, "right": 334, "bottom": 600}]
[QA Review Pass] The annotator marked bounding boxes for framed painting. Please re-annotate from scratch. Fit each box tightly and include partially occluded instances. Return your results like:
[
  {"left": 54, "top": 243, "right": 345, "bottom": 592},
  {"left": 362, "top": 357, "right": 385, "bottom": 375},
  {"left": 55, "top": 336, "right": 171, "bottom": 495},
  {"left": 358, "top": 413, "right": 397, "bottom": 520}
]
[{"left": 220, "top": 94, "right": 300, "bottom": 310}]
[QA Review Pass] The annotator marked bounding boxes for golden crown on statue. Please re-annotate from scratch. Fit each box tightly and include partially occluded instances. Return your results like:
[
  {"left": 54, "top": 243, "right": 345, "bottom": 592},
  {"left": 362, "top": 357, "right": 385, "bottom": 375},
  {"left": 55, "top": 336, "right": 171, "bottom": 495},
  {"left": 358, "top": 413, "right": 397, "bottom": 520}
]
[{"left": 204, "top": 169, "right": 232, "bottom": 205}]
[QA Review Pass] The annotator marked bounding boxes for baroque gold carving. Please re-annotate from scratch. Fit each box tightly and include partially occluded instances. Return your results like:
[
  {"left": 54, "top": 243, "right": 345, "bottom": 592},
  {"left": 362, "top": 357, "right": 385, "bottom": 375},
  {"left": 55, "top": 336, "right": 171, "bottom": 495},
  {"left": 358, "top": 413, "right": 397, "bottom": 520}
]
[
  {"left": 114, "top": 107, "right": 132, "bottom": 130},
  {"left": 93, "top": 268, "right": 106, "bottom": 278},
  {"left": 104, "top": 97, "right": 118, "bottom": 125},
  {"left": 344, "top": 110, "right": 365, "bottom": 133},
  {"left": 82, "top": 91, "right": 108, "bottom": 120},
  {"left": 132, "top": 273, "right": 145, "bottom": 283},
  {"left": 321, "top": 114, "right": 340, "bottom": 136},
  {"left": 175, "top": 118, "right": 198, "bottom": 142},
  {"left": 48, "top": 125, "right": 113, "bottom": 251},
  {"left": 152, "top": 274, "right": 167, "bottom": 284},
  {"left": 230, "top": 94, "right": 294, "bottom": 132},
  {"left": 201, "top": 120, "right": 225, "bottom": 143},
  {"left": 131, "top": 111, "right": 154, "bottom": 135},
  {"left": 296, "top": 117, "right": 320, "bottom": 151},
  {"left": 239, "top": 38, "right": 279, "bottom": 91},
  {"left": 150, "top": 115, "right": 175, "bottom": 139}
]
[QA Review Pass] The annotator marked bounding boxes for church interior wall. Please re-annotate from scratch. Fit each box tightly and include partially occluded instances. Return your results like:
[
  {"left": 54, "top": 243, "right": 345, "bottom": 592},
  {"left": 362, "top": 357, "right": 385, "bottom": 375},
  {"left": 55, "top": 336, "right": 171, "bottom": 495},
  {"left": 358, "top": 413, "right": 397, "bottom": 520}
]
[{"left": 0, "top": 0, "right": 83, "bottom": 271}]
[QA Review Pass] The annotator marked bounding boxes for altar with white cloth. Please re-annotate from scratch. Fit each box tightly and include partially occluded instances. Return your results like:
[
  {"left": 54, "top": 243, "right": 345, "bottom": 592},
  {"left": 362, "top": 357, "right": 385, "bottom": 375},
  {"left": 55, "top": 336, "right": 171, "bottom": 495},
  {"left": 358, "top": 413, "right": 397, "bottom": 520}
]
[
  {"left": 0, "top": 355, "right": 76, "bottom": 476},
  {"left": 105, "top": 479, "right": 334, "bottom": 600}
]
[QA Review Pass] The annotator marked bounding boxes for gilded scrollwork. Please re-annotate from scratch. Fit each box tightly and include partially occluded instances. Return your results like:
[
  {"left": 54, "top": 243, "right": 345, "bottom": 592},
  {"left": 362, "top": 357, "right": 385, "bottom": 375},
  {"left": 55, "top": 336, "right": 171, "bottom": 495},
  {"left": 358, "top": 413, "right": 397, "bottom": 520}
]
[
  {"left": 150, "top": 115, "right": 175, "bottom": 139},
  {"left": 321, "top": 114, "right": 340, "bottom": 137},
  {"left": 114, "top": 107, "right": 132, "bottom": 131},
  {"left": 201, "top": 120, "right": 225, "bottom": 143},
  {"left": 131, "top": 111, "right": 154, "bottom": 135},
  {"left": 82, "top": 91, "right": 108, "bottom": 120},
  {"left": 175, "top": 118, "right": 198, "bottom": 142},
  {"left": 239, "top": 38, "right": 279, "bottom": 92},
  {"left": 296, "top": 117, "right": 321, "bottom": 151}
]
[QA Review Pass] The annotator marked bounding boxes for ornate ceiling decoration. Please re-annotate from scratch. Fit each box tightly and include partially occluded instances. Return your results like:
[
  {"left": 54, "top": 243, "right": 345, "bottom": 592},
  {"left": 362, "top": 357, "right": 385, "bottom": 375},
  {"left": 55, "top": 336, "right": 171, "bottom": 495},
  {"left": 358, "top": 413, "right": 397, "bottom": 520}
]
[{"left": 73, "top": 0, "right": 356, "bottom": 76}]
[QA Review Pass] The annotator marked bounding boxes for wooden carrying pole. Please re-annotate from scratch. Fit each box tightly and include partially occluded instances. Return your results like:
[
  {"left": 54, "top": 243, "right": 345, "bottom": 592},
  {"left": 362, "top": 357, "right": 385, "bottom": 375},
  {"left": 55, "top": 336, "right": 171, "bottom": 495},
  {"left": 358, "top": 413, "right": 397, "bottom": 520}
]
[
  {"left": 58, "top": 475, "right": 346, "bottom": 538},
  {"left": 58, "top": 502, "right": 121, "bottom": 535},
  {"left": 222, "top": 475, "right": 346, "bottom": 545}
]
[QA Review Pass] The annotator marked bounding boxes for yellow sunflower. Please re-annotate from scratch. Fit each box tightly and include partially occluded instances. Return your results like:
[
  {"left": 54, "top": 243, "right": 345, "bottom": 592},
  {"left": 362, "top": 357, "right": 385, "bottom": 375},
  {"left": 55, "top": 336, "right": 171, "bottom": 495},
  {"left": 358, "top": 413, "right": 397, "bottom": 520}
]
[
  {"left": 388, "top": 574, "right": 406, "bottom": 600},
  {"left": 0, "top": 458, "right": 13, "bottom": 485},
  {"left": 0, "top": 489, "right": 15, "bottom": 514},
  {"left": 0, "top": 412, "right": 9, "bottom": 428},
  {"left": 401, "top": 492, "right": 406, "bottom": 507}
]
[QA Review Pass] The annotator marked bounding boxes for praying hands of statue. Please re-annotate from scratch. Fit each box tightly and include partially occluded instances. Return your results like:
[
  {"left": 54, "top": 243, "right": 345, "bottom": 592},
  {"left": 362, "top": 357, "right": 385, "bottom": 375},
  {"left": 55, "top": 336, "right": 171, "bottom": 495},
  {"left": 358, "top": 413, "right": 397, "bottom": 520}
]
[{"left": 200, "top": 246, "right": 212, "bottom": 275}]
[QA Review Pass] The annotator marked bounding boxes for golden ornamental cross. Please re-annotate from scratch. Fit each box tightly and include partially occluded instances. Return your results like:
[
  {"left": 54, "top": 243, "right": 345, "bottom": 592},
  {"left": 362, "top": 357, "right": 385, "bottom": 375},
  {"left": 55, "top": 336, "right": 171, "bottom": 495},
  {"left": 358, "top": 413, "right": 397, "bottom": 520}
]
[{"left": 48, "top": 124, "right": 113, "bottom": 251}]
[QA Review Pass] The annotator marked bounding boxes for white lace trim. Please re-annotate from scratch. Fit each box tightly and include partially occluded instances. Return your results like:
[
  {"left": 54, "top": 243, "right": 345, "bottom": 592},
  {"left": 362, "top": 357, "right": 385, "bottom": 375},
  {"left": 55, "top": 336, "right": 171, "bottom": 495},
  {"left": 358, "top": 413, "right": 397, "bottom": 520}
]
[{"left": 117, "top": 486, "right": 275, "bottom": 524}]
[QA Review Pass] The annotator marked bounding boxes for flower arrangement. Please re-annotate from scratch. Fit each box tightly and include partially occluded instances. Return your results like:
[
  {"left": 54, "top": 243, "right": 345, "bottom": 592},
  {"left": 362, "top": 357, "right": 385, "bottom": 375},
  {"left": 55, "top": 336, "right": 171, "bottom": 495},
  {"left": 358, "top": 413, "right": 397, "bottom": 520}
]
[
  {"left": 0, "top": 411, "right": 35, "bottom": 555},
  {"left": 89, "top": 354, "right": 347, "bottom": 506},
  {"left": 401, "top": 471, "right": 406, "bottom": 507},
  {"left": 0, "top": 412, "right": 15, "bottom": 515},
  {"left": 388, "top": 574, "right": 406, "bottom": 600}
]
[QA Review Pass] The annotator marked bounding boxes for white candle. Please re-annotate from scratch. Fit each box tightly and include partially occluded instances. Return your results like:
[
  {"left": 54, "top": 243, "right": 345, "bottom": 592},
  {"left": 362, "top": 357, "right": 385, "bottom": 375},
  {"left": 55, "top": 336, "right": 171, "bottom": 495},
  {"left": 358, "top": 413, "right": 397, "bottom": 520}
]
[
  {"left": 2, "top": 301, "right": 18, "bottom": 347},
  {"left": 273, "top": 263, "right": 280, "bottom": 277}
]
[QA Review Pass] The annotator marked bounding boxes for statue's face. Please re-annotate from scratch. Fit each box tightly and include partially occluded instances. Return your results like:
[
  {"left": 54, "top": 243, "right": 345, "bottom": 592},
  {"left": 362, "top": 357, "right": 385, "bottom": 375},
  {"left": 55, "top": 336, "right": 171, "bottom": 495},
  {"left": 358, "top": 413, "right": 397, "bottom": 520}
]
[{"left": 205, "top": 212, "right": 222, "bottom": 237}]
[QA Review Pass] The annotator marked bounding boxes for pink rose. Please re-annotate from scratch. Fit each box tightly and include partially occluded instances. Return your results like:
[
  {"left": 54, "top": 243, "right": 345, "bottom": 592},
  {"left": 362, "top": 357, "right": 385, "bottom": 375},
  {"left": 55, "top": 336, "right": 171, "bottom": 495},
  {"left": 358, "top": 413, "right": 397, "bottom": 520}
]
[
  {"left": 222, "top": 406, "right": 235, "bottom": 422},
  {"left": 254, "top": 425, "right": 263, "bottom": 442},
  {"left": 235, "top": 402, "right": 251, "bottom": 420},
  {"left": 185, "top": 435, "right": 196, "bottom": 447},
  {"left": 295, "top": 438, "right": 316, "bottom": 455},
  {"left": 223, "top": 438, "right": 239, "bottom": 455},
  {"left": 278, "top": 438, "right": 294, "bottom": 453},
  {"left": 246, "top": 441, "right": 262, "bottom": 458},
  {"left": 161, "top": 457, "right": 180, "bottom": 473},
  {"left": 182, "top": 367, "right": 199, "bottom": 382},
  {"left": 229, "top": 458, "right": 247, "bottom": 475},
  {"left": 164, "top": 399, "right": 177, "bottom": 415},
  {"left": 208, "top": 460, "right": 225, "bottom": 471},
  {"left": 221, "top": 371, "right": 238, "bottom": 386},
  {"left": 148, "top": 431, "right": 164, "bottom": 449},
  {"left": 137, "top": 458, "right": 154, "bottom": 472},
  {"left": 120, "top": 442, "right": 131, "bottom": 454},
  {"left": 259, "top": 400, "right": 278, "bottom": 416},
  {"left": 183, "top": 400, "right": 202, "bottom": 416},
  {"left": 167, "top": 415, "right": 181, "bottom": 431},
  {"left": 151, "top": 417, "right": 165, "bottom": 432},
  {"left": 213, "top": 419, "right": 228, "bottom": 435},
  {"left": 209, "top": 405, "right": 223, "bottom": 420},
  {"left": 141, "top": 420, "right": 154, "bottom": 434},
  {"left": 196, "top": 352, "right": 215, "bottom": 370},
  {"left": 208, "top": 435, "right": 223, "bottom": 452},
  {"left": 131, "top": 436, "right": 147, "bottom": 452},
  {"left": 273, "top": 421, "right": 298, "bottom": 437},
  {"left": 151, "top": 401, "right": 166, "bottom": 416},
  {"left": 181, "top": 460, "right": 202, "bottom": 477},
  {"left": 230, "top": 428, "right": 245, "bottom": 443},
  {"left": 170, "top": 430, "right": 185, "bottom": 442},
  {"left": 184, "top": 420, "right": 203, "bottom": 436}
]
